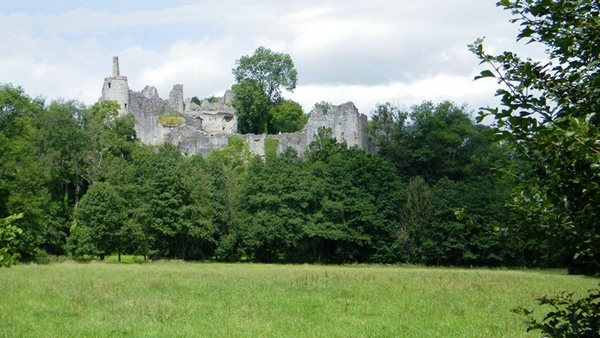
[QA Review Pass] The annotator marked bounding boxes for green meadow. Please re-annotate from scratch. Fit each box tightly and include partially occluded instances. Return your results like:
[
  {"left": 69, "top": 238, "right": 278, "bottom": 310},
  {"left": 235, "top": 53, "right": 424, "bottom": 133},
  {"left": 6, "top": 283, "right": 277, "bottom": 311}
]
[{"left": 1, "top": 261, "right": 597, "bottom": 337}]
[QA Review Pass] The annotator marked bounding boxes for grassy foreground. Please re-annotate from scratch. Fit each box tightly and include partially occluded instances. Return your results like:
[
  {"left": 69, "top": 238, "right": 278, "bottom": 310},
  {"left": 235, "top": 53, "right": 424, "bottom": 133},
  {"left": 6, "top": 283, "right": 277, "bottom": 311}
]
[{"left": 1, "top": 261, "right": 598, "bottom": 337}]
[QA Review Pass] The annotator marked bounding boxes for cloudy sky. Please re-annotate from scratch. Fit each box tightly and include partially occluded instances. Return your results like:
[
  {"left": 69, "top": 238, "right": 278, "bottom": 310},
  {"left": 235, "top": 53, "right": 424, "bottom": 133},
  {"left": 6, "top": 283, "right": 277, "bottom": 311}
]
[{"left": 1, "top": 1, "right": 543, "bottom": 117}]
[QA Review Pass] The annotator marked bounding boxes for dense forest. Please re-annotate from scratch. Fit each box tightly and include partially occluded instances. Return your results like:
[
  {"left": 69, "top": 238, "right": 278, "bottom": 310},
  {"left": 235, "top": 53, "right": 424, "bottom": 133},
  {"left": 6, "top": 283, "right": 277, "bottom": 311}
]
[{"left": 0, "top": 83, "right": 563, "bottom": 267}]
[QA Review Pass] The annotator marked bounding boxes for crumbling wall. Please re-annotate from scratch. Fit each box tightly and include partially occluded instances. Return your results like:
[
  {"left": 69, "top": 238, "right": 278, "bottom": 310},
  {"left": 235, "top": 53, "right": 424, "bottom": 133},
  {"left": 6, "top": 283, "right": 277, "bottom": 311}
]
[
  {"left": 99, "top": 57, "right": 373, "bottom": 156},
  {"left": 178, "top": 134, "right": 230, "bottom": 156},
  {"left": 184, "top": 93, "right": 237, "bottom": 134},
  {"left": 168, "top": 84, "right": 184, "bottom": 114},
  {"left": 304, "top": 102, "right": 372, "bottom": 150},
  {"left": 270, "top": 132, "right": 307, "bottom": 155},
  {"left": 129, "top": 86, "right": 169, "bottom": 145}
]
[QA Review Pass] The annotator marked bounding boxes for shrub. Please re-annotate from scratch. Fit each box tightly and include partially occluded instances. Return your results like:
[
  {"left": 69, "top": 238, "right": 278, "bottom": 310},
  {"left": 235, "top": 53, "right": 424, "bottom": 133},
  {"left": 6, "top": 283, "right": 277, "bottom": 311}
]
[
  {"left": 512, "top": 285, "right": 600, "bottom": 337},
  {"left": 158, "top": 111, "right": 184, "bottom": 127}
]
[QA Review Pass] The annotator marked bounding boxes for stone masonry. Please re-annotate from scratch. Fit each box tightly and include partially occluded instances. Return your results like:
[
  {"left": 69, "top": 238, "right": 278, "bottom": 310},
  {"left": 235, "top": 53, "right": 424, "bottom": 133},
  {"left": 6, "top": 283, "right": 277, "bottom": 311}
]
[{"left": 100, "top": 57, "right": 373, "bottom": 156}]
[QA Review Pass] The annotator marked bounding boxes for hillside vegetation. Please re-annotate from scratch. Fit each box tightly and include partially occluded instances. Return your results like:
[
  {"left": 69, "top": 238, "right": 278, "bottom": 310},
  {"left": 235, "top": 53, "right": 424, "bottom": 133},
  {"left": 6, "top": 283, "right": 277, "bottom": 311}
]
[{"left": 1, "top": 86, "right": 531, "bottom": 267}]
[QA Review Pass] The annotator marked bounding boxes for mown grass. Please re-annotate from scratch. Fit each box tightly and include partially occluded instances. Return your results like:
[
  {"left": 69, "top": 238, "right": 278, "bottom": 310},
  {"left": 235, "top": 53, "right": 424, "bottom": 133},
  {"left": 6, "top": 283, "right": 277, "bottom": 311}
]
[{"left": 1, "top": 260, "right": 598, "bottom": 337}]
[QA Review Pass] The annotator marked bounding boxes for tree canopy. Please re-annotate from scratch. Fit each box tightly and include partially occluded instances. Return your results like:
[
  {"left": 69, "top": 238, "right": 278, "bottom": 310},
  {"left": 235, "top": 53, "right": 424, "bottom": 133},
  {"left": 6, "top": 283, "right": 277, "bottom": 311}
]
[
  {"left": 231, "top": 47, "right": 306, "bottom": 135},
  {"left": 232, "top": 46, "right": 298, "bottom": 103}
]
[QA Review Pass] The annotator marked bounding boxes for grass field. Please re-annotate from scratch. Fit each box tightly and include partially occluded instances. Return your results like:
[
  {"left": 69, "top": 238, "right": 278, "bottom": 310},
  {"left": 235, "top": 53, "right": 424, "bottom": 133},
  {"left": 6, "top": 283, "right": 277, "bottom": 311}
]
[{"left": 1, "top": 260, "right": 598, "bottom": 337}]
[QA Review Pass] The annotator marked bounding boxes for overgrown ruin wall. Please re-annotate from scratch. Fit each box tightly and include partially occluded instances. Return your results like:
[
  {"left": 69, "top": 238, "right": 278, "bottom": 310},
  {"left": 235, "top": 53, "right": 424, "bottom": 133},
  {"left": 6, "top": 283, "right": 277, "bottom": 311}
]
[{"left": 99, "top": 57, "right": 373, "bottom": 156}]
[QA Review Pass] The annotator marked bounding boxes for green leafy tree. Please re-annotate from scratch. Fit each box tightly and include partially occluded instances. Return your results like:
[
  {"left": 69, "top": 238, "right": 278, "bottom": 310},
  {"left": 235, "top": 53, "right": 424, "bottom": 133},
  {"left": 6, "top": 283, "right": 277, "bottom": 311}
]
[
  {"left": 0, "top": 84, "right": 51, "bottom": 260},
  {"left": 232, "top": 46, "right": 298, "bottom": 103},
  {"left": 205, "top": 137, "right": 250, "bottom": 261},
  {"left": 238, "top": 153, "right": 314, "bottom": 262},
  {"left": 471, "top": 1, "right": 600, "bottom": 335},
  {"left": 0, "top": 213, "right": 23, "bottom": 267},
  {"left": 374, "top": 101, "right": 477, "bottom": 182},
  {"left": 81, "top": 100, "right": 135, "bottom": 185},
  {"left": 302, "top": 130, "right": 404, "bottom": 263},
  {"left": 470, "top": 0, "right": 600, "bottom": 275},
  {"left": 137, "top": 144, "right": 217, "bottom": 260},
  {"left": 371, "top": 100, "right": 516, "bottom": 266},
  {"left": 70, "top": 182, "right": 126, "bottom": 260},
  {"left": 231, "top": 79, "right": 271, "bottom": 134},
  {"left": 34, "top": 100, "right": 88, "bottom": 254},
  {"left": 180, "top": 155, "right": 218, "bottom": 260},
  {"left": 268, "top": 99, "right": 308, "bottom": 133},
  {"left": 369, "top": 102, "right": 407, "bottom": 144},
  {"left": 398, "top": 176, "right": 434, "bottom": 262},
  {"left": 231, "top": 47, "right": 299, "bottom": 134}
]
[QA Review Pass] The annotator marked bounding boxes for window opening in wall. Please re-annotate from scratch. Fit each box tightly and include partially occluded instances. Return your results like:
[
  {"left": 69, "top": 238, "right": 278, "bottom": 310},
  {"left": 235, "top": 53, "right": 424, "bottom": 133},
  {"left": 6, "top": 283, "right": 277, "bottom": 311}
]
[
  {"left": 124, "top": 103, "right": 127, "bottom": 109},
  {"left": 108, "top": 82, "right": 111, "bottom": 88}
]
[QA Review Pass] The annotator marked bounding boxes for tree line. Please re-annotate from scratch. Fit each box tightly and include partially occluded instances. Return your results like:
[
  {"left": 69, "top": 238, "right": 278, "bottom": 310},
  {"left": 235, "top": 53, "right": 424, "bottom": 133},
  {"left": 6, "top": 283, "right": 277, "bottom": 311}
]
[{"left": 1, "top": 84, "right": 562, "bottom": 266}]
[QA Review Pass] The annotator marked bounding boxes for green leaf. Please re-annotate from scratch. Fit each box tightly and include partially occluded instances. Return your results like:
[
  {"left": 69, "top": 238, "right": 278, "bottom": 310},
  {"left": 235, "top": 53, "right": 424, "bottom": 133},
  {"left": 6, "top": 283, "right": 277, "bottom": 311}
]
[{"left": 474, "top": 70, "right": 496, "bottom": 80}]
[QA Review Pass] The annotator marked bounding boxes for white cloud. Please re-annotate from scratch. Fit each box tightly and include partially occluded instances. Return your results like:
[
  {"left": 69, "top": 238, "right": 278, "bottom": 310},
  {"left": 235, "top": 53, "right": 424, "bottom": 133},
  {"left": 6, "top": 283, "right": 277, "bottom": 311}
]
[
  {"left": 289, "top": 73, "right": 500, "bottom": 116},
  {"left": 0, "top": 0, "right": 543, "bottom": 118}
]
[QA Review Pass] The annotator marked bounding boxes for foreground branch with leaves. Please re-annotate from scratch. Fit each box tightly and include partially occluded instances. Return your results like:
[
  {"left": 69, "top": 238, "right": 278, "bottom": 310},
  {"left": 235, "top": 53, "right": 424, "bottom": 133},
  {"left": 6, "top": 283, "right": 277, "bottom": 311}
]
[
  {"left": 470, "top": 0, "right": 600, "bottom": 275},
  {"left": 471, "top": 0, "right": 600, "bottom": 336},
  {"left": 512, "top": 286, "right": 600, "bottom": 337}
]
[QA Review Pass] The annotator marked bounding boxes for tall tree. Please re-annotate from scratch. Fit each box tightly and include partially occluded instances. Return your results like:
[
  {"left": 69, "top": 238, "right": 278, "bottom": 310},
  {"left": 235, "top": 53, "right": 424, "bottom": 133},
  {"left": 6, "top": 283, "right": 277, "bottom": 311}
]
[
  {"left": 471, "top": 0, "right": 600, "bottom": 274},
  {"left": 369, "top": 102, "right": 407, "bottom": 144},
  {"left": 374, "top": 101, "right": 478, "bottom": 182},
  {"left": 0, "top": 84, "right": 50, "bottom": 259},
  {"left": 70, "top": 182, "right": 126, "bottom": 260},
  {"left": 34, "top": 100, "right": 88, "bottom": 254},
  {"left": 231, "top": 47, "right": 300, "bottom": 134},
  {"left": 232, "top": 46, "right": 298, "bottom": 103},
  {"left": 231, "top": 79, "right": 271, "bottom": 134}
]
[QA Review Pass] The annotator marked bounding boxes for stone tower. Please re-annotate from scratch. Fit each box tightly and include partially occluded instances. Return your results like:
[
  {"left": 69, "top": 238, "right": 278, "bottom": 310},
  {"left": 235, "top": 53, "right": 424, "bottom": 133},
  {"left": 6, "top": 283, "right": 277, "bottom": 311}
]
[{"left": 101, "top": 56, "right": 130, "bottom": 116}]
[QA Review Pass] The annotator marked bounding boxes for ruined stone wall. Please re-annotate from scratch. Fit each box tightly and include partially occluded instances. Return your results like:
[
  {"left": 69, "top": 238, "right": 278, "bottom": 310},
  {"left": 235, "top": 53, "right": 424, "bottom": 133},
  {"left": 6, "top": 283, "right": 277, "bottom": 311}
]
[
  {"left": 168, "top": 84, "right": 184, "bottom": 114},
  {"left": 304, "top": 102, "right": 372, "bottom": 150},
  {"left": 173, "top": 102, "right": 372, "bottom": 156},
  {"left": 129, "top": 86, "right": 169, "bottom": 145},
  {"left": 183, "top": 92, "right": 237, "bottom": 134},
  {"left": 99, "top": 56, "right": 373, "bottom": 157},
  {"left": 178, "top": 134, "right": 230, "bottom": 156},
  {"left": 270, "top": 132, "right": 307, "bottom": 155}
]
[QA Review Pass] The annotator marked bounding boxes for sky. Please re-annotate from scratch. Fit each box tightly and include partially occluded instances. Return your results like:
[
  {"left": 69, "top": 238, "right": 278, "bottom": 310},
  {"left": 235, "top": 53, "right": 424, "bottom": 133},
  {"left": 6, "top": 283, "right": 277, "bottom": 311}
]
[{"left": 0, "top": 0, "right": 544, "bottom": 117}]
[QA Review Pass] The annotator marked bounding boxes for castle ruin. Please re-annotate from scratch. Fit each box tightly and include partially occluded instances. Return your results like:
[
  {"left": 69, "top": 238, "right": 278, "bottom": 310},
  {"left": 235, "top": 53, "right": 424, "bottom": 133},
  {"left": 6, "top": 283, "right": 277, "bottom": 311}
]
[{"left": 100, "top": 56, "right": 373, "bottom": 156}]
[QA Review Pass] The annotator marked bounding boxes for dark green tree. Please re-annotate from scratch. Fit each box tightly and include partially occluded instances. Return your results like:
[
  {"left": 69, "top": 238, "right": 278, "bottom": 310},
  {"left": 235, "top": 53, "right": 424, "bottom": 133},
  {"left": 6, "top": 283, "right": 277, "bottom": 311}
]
[
  {"left": 0, "top": 214, "right": 23, "bottom": 267},
  {"left": 302, "top": 129, "right": 404, "bottom": 263},
  {"left": 238, "top": 151, "right": 314, "bottom": 262},
  {"left": 373, "top": 101, "right": 477, "bottom": 182},
  {"left": 369, "top": 102, "right": 407, "bottom": 144},
  {"left": 268, "top": 99, "right": 308, "bottom": 133},
  {"left": 0, "top": 84, "right": 50, "bottom": 260},
  {"left": 398, "top": 176, "right": 435, "bottom": 263},
  {"left": 231, "top": 79, "right": 271, "bottom": 134},
  {"left": 138, "top": 144, "right": 216, "bottom": 260},
  {"left": 34, "top": 100, "right": 88, "bottom": 254},
  {"left": 81, "top": 100, "right": 125, "bottom": 184},
  {"left": 70, "top": 182, "right": 126, "bottom": 260},
  {"left": 371, "top": 100, "right": 516, "bottom": 266}
]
